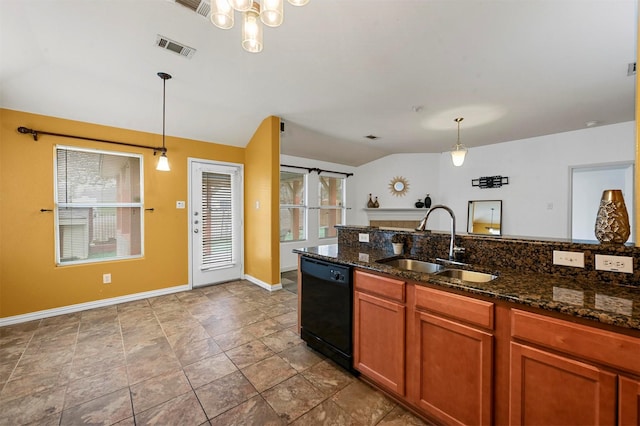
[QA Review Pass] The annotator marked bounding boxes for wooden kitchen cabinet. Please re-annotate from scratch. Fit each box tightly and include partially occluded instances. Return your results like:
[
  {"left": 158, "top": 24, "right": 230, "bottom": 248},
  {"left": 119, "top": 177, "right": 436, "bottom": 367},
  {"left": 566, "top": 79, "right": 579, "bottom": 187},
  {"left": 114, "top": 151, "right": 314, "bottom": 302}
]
[
  {"left": 350, "top": 268, "right": 640, "bottom": 426},
  {"left": 353, "top": 270, "right": 406, "bottom": 396},
  {"left": 509, "top": 342, "right": 617, "bottom": 425},
  {"left": 509, "top": 309, "right": 640, "bottom": 426},
  {"left": 618, "top": 375, "right": 640, "bottom": 425},
  {"left": 412, "top": 285, "right": 494, "bottom": 425}
]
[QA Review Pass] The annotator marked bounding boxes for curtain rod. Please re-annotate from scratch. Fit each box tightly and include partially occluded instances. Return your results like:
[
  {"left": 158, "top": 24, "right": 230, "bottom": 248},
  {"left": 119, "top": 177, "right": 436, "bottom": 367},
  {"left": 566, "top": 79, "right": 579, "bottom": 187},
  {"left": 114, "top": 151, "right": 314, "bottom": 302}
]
[
  {"left": 17, "top": 127, "right": 166, "bottom": 154},
  {"left": 280, "top": 164, "right": 353, "bottom": 178}
]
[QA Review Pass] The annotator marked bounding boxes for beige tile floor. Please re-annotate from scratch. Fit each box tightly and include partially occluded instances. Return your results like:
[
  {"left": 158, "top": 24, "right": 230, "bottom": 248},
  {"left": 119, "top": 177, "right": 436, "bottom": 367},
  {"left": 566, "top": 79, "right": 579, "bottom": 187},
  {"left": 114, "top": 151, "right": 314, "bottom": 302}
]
[{"left": 0, "top": 276, "right": 430, "bottom": 425}]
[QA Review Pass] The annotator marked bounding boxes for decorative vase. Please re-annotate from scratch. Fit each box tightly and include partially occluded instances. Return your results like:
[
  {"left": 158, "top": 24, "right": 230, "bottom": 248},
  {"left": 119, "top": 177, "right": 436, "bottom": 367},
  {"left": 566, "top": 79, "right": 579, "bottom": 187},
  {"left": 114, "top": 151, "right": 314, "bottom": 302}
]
[
  {"left": 415, "top": 199, "right": 425, "bottom": 208},
  {"left": 373, "top": 197, "right": 380, "bottom": 208},
  {"left": 424, "top": 194, "right": 432, "bottom": 209},
  {"left": 595, "top": 189, "right": 630, "bottom": 244},
  {"left": 367, "top": 193, "right": 374, "bottom": 208}
]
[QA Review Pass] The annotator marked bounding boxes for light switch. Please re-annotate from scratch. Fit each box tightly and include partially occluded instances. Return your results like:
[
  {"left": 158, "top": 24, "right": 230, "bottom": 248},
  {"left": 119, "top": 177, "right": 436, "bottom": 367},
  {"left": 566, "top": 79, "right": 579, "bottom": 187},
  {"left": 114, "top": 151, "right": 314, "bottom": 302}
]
[{"left": 176, "top": 201, "right": 185, "bottom": 209}]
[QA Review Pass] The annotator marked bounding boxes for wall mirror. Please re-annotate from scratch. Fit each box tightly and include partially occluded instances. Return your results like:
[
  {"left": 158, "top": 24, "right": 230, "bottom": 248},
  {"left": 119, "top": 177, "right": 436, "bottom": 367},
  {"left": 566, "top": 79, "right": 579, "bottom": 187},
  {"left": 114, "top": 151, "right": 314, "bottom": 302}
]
[{"left": 468, "top": 200, "right": 502, "bottom": 235}]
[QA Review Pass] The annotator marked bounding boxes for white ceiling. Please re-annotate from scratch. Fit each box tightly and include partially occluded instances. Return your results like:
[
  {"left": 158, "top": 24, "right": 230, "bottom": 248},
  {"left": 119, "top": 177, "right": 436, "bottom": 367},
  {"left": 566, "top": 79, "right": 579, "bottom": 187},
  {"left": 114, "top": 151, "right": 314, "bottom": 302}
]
[{"left": 1, "top": 0, "right": 636, "bottom": 166}]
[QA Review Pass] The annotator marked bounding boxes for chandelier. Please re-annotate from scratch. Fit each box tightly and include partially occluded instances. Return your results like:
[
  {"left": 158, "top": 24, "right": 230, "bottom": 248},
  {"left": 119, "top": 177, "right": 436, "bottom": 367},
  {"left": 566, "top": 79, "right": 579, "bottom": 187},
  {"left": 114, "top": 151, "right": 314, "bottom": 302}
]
[{"left": 211, "top": 0, "right": 310, "bottom": 53}]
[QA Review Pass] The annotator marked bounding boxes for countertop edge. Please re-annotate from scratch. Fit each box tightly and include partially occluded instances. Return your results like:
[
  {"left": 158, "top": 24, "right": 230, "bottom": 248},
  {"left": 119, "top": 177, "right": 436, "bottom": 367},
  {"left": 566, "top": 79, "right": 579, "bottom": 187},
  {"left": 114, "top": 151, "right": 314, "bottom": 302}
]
[{"left": 294, "top": 246, "right": 640, "bottom": 332}]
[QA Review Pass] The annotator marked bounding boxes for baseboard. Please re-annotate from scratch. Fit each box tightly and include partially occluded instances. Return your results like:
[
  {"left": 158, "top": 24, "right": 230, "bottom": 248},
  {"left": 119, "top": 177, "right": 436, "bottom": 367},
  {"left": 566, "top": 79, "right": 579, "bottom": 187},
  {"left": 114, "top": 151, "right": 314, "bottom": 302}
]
[
  {"left": 0, "top": 284, "right": 190, "bottom": 327},
  {"left": 243, "top": 274, "right": 282, "bottom": 291}
]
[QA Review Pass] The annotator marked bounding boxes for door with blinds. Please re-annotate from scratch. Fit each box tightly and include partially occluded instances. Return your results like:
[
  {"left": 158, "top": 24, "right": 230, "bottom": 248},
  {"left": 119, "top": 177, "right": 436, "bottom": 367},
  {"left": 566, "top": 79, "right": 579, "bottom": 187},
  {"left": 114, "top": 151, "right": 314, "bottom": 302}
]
[{"left": 190, "top": 160, "right": 243, "bottom": 287}]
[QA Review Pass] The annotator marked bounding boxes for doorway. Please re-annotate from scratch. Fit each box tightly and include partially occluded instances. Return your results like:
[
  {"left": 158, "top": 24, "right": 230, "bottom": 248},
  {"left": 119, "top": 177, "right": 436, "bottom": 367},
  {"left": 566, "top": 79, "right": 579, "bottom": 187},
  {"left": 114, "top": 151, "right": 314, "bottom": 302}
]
[
  {"left": 189, "top": 159, "right": 243, "bottom": 288},
  {"left": 570, "top": 162, "right": 634, "bottom": 242}
]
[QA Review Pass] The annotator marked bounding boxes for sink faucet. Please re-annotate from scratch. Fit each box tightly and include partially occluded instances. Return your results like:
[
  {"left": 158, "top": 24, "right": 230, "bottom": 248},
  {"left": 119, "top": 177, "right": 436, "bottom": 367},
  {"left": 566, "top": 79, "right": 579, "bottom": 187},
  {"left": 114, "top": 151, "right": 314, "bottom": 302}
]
[{"left": 416, "top": 204, "right": 465, "bottom": 262}]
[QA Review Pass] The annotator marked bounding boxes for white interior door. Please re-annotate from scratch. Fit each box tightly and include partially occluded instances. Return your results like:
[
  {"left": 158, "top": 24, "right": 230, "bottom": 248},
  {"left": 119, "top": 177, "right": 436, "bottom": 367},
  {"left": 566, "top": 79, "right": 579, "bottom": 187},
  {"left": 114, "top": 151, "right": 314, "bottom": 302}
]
[
  {"left": 190, "top": 159, "right": 243, "bottom": 287},
  {"left": 570, "top": 162, "right": 634, "bottom": 242}
]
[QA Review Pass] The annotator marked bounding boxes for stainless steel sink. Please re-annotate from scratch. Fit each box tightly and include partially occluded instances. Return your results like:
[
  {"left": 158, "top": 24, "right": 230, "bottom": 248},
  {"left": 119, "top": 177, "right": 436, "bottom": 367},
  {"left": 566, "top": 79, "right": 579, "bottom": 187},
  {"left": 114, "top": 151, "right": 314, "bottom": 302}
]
[
  {"left": 376, "top": 258, "right": 444, "bottom": 274},
  {"left": 435, "top": 269, "right": 498, "bottom": 283}
]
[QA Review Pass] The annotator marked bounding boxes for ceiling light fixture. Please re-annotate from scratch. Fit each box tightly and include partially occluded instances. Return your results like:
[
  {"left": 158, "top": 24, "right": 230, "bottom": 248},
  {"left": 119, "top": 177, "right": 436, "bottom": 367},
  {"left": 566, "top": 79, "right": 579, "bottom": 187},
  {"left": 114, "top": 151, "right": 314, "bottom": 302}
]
[
  {"left": 156, "top": 72, "right": 172, "bottom": 172},
  {"left": 450, "top": 117, "right": 467, "bottom": 167},
  {"left": 210, "top": 0, "right": 309, "bottom": 53}
]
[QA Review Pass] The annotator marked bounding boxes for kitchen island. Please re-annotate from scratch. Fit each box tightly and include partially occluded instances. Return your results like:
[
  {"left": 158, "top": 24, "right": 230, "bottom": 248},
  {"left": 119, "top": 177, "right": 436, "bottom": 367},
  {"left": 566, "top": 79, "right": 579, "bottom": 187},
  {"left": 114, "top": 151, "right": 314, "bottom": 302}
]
[{"left": 294, "top": 226, "right": 640, "bottom": 425}]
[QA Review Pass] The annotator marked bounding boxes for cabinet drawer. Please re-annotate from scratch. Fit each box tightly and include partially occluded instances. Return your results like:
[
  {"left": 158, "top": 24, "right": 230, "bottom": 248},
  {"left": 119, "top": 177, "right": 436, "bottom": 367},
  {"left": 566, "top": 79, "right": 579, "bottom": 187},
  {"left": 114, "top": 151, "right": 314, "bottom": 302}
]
[
  {"left": 511, "top": 309, "right": 640, "bottom": 374},
  {"left": 354, "top": 270, "right": 405, "bottom": 303},
  {"left": 415, "top": 285, "right": 494, "bottom": 329}
]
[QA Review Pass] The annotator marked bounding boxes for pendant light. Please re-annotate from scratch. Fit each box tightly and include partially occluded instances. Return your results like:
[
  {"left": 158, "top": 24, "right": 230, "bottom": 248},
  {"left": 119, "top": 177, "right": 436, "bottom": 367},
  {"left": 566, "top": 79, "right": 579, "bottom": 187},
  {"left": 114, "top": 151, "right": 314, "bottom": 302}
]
[
  {"left": 450, "top": 117, "right": 467, "bottom": 167},
  {"left": 229, "top": 0, "right": 253, "bottom": 11},
  {"left": 261, "top": 0, "right": 284, "bottom": 27},
  {"left": 211, "top": 0, "right": 234, "bottom": 29},
  {"left": 156, "top": 72, "right": 171, "bottom": 172},
  {"left": 242, "top": 2, "right": 263, "bottom": 53}
]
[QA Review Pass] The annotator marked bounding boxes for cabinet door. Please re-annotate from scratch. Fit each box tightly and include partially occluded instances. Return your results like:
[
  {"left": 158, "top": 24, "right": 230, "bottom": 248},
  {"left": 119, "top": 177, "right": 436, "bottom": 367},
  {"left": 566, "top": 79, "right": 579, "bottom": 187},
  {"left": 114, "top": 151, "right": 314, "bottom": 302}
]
[
  {"left": 354, "top": 290, "right": 406, "bottom": 395},
  {"left": 619, "top": 375, "right": 640, "bottom": 425},
  {"left": 413, "top": 311, "right": 493, "bottom": 425},
  {"left": 510, "top": 343, "right": 616, "bottom": 425}
]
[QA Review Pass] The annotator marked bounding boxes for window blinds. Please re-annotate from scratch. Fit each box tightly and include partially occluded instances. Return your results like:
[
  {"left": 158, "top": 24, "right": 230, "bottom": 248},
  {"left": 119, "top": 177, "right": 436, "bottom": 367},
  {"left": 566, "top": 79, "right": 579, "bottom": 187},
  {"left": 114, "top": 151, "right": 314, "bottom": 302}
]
[{"left": 201, "top": 172, "right": 234, "bottom": 268}]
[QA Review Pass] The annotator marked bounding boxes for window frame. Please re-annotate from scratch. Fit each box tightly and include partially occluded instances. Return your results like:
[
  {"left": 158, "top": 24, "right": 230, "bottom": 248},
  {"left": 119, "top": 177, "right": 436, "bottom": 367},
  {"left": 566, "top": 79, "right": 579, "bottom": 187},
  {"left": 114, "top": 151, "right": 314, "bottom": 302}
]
[
  {"left": 279, "top": 169, "right": 308, "bottom": 243},
  {"left": 53, "top": 145, "right": 145, "bottom": 266},
  {"left": 318, "top": 174, "right": 346, "bottom": 239}
]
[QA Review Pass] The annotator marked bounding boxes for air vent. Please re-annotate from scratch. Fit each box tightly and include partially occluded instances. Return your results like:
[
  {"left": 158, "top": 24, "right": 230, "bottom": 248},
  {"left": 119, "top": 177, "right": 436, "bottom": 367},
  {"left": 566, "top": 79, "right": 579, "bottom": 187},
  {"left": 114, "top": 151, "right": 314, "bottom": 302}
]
[
  {"left": 364, "top": 135, "right": 379, "bottom": 140},
  {"left": 172, "top": 0, "right": 210, "bottom": 18},
  {"left": 155, "top": 35, "right": 197, "bottom": 59},
  {"left": 628, "top": 62, "right": 636, "bottom": 76}
]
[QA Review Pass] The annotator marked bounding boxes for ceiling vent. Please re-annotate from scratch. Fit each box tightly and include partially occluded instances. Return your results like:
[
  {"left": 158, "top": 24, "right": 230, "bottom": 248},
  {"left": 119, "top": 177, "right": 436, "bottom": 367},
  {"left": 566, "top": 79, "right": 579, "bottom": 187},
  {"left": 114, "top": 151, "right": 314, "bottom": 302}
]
[
  {"left": 171, "top": 0, "right": 210, "bottom": 18},
  {"left": 627, "top": 62, "right": 636, "bottom": 76},
  {"left": 155, "top": 35, "right": 197, "bottom": 59}
]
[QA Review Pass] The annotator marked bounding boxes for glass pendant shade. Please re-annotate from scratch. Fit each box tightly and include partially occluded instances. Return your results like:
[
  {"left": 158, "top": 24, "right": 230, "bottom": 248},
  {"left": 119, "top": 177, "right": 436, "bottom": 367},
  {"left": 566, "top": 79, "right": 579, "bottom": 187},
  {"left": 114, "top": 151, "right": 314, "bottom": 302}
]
[
  {"left": 450, "top": 117, "right": 467, "bottom": 167},
  {"left": 288, "top": 0, "right": 309, "bottom": 5},
  {"left": 242, "top": 3, "right": 263, "bottom": 53},
  {"left": 156, "top": 152, "right": 170, "bottom": 171},
  {"left": 211, "top": 0, "right": 234, "bottom": 29},
  {"left": 229, "top": 0, "right": 252, "bottom": 12},
  {"left": 450, "top": 144, "right": 467, "bottom": 167},
  {"left": 261, "top": 0, "right": 284, "bottom": 27}
]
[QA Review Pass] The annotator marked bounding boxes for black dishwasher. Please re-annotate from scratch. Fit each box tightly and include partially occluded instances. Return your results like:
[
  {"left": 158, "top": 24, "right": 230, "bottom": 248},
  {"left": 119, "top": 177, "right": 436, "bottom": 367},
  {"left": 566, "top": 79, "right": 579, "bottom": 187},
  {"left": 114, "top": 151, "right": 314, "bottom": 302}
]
[{"left": 300, "top": 256, "right": 355, "bottom": 373}]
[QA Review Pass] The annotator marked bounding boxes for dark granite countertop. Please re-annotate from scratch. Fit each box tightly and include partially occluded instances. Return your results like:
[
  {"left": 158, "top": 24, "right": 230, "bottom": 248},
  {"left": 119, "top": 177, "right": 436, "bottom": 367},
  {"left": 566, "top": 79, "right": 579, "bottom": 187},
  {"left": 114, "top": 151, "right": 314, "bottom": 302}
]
[{"left": 294, "top": 244, "right": 640, "bottom": 332}]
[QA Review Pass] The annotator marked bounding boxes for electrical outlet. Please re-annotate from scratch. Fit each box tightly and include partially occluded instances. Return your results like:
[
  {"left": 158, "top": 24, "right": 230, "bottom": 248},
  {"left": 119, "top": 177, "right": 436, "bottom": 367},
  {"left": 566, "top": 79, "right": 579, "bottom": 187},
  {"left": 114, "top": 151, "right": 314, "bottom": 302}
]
[
  {"left": 595, "top": 254, "right": 633, "bottom": 273},
  {"left": 358, "top": 233, "right": 370, "bottom": 243},
  {"left": 103, "top": 273, "right": 111, "bottom": 284},
  {"left": 552, "top": 250, "right": 585, "bottom": 268}
]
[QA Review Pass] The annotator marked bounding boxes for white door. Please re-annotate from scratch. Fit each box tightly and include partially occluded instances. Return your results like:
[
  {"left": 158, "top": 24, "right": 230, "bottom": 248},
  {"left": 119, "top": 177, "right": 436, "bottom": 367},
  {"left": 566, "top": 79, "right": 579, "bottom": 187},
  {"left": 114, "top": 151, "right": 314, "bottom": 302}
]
[
  {"left": 190, "top": 159, "right": 243, "bottom": 287},
  {"left": 570, "top": 162, "right": 634, "bottom": 242}
]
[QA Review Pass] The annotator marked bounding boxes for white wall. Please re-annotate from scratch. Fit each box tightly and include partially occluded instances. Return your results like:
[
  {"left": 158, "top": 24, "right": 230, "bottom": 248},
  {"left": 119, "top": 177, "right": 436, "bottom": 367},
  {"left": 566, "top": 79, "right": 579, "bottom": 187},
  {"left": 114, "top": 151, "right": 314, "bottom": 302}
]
[
  {"left": 280, "top": 154, "right": 356, "bottom": 272},
  {"left": 350, "top": 153, "right": 441, "bottom": 226},
  {"left": 350, "top": 121, "right": 635, "bottom": 238}
]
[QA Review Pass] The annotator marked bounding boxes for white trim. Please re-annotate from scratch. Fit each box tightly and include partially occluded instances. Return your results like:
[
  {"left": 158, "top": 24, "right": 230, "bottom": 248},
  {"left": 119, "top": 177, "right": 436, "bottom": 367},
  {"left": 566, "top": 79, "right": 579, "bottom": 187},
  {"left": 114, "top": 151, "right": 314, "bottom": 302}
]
[
  {"left": 188, "top": 157, "right": 245, "bottom": 289},
  {"left": 244, "top": 274, "right": 282, "bottom": 291},
  {"left": 0, "top": 284, "right": 189, "bottom": 327},
  {"left": 363, "top": 208, "right": 427, "bottom": 221}
]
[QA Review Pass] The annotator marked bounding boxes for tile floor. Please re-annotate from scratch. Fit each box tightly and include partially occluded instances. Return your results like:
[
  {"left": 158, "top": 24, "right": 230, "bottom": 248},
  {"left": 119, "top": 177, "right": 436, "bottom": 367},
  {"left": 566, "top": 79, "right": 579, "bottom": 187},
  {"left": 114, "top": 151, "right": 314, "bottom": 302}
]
[{"left": 0, "top": 275, "right": 429, "bottom": 425}]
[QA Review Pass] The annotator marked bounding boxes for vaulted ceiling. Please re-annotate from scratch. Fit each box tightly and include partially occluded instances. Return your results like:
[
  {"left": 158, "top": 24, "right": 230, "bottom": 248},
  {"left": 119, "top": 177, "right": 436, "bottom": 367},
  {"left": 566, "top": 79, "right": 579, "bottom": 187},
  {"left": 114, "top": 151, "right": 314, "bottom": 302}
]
[{"left": 1, "top": 0, "right": 636, "bottom": 166}]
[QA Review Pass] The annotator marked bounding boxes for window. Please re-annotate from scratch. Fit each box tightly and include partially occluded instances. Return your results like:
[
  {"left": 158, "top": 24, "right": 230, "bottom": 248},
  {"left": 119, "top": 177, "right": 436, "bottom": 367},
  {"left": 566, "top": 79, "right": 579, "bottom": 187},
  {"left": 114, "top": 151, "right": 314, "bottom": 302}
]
[
  {"left": 55, "top": 146, "right": 143, "bottom": 265},
  {"left": 280, "top": 171, "right": 307, "bottom": 242},
  {"left": 318, "top": 175, "right": 345, "bottom": 238},
  {"left": 201, "top": 171, "right": 234, "bottom": 267}
]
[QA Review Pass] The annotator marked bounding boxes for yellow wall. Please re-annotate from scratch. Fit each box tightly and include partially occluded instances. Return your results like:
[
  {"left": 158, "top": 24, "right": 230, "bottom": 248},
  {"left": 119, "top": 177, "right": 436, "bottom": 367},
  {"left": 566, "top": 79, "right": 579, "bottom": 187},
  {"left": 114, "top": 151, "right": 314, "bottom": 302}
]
[
  {"left": 0, "top": 109, "right": 245, "bottom": 318},
  {"left": 244, "top": 116, "right": 281, "bottom": 286}
]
